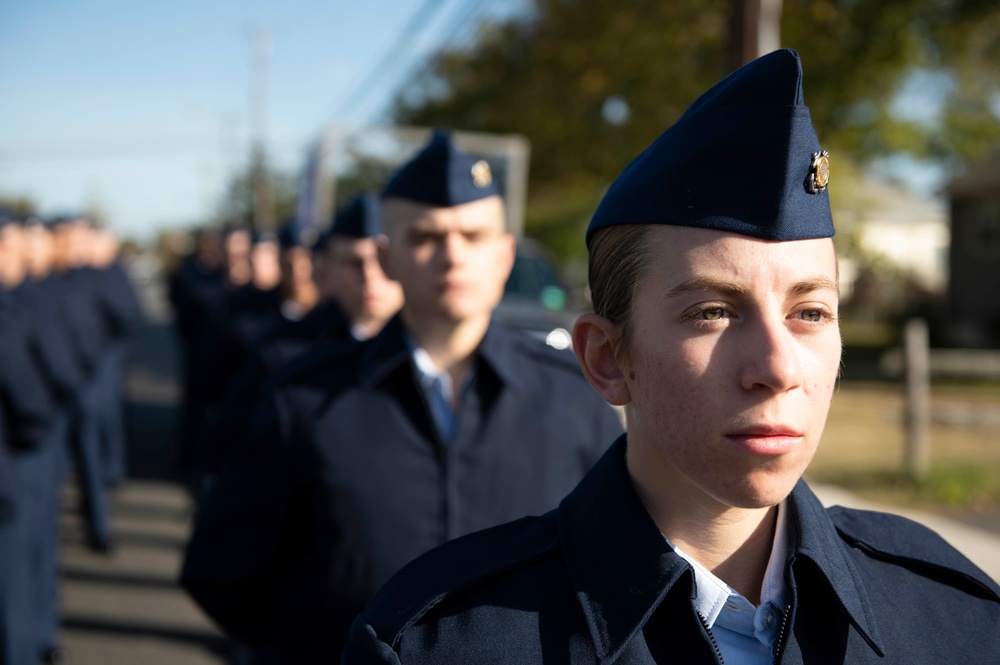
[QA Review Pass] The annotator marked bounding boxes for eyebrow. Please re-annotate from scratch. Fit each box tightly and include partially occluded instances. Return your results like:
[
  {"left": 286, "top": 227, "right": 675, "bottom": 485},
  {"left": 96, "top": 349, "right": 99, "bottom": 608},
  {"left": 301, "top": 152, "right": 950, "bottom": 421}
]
[{"left": 666, "top": 276, "right": 840, "bottom": 299}]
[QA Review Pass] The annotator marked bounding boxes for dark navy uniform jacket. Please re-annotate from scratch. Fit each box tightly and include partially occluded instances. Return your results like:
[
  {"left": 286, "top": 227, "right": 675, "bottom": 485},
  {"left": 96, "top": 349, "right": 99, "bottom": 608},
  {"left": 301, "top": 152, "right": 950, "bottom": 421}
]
[
  {"left": 195, "top": 300, "right": 353, "bottom": 475},
  {"left": 345, "top": 436, "right": 1000, "bottom": 664},
  {"left": 52, "top": 270, "right": 106, "bottom": 377},
  {"left": 12, "top": 279, "right": 86, "bottom": 405},
  {"left": 92, "top": 262, "right": 144, "bottom": 340},
  {"left": 0, "top": 291, "right": 56, "bottom": 451},
  {"left": 182, "top": 315, "right": 623, "bottom": 659}
]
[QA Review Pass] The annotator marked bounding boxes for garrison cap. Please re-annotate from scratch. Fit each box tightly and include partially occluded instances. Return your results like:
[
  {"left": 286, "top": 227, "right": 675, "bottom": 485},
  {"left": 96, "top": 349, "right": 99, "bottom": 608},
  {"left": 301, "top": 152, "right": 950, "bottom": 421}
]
[
  {"left": 47, "top": 213, "right": 88, "bottom": 229},
  {"left": 252, "top": 229, "right": 278, "bottom": 245},
  {"left": 382, "top": 130, "right": 500, "bottom": 206},
  {"left": 0, "top": 208, "right": 19, "bottom": 230},
  {"left": 587, "top": 49, "right": 833, "bottom": 247},
  {"left": 329, "top": 193, "right": 382, "bottom": 239},
  {"left": 278, "top": 218, "right": 319, "bottom": 249}
]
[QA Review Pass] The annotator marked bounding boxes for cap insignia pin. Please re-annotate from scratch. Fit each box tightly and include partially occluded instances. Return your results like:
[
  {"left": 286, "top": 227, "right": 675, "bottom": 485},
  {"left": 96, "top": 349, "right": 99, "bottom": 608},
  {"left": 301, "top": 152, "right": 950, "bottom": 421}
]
[
  {"left": 471, "top": 160, "right": 492, "bottom": 188},
  {"left": 807, "top": 150, "right": 830, "bottom": 194}
]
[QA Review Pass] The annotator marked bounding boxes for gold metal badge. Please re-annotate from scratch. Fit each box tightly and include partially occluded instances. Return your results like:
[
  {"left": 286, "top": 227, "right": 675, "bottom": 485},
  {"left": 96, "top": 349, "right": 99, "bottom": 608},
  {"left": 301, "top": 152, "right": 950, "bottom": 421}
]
[
  {"left": 471, "top": 160, "right": 492, "bottom": 188},
  {"left": 807, "top": 150, "right": 830, "bottom": 194}
]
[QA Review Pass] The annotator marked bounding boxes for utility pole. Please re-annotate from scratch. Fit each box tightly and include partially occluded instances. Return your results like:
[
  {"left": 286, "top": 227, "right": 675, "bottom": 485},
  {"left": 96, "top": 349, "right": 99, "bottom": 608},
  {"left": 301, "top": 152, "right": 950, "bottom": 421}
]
[
  {"left": 730, "top": 0, "right": 783, "bottom": 71},
  {"left": 249, "top": 24, "right": 274, "bottom": 230}
]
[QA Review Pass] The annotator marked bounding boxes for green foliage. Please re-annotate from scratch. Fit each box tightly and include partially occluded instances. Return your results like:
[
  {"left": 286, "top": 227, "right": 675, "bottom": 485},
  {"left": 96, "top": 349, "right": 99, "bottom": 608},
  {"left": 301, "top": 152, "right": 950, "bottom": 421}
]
[
  {"left": 0, "top": 196, "right": 37, "bottom": 216},
  {"left": 393, "top": 0, "right": 1000, "bottom": 267},
  {"left": 808, "top": 463, "right": 1000, "bottom": 510}
]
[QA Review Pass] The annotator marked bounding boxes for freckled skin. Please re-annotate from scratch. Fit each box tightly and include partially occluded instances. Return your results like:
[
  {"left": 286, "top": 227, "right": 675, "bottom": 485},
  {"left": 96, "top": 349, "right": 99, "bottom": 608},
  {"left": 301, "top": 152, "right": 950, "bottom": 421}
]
[{"left": 622, "top": 226, "right": 842, "bottom": 512}]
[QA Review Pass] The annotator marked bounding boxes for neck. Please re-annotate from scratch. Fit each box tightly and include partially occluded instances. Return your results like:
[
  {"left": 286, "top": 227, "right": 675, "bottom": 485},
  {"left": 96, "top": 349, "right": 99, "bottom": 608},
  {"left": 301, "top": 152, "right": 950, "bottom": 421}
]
[
  {"left": 285, "top": 281, "right": 319, "bottom": 310},
  {"left": 626, "top": 448, "right": 778, "bottom": 605},
  {"left": 402, "top": 309, "right": 490, "bottom": 387}
]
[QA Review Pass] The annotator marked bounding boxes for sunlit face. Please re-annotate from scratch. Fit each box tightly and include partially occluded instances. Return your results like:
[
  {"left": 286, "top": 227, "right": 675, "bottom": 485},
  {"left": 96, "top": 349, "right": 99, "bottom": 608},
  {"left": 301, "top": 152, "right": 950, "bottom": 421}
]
[
  {"left": 328, "top": 236, "right": 403, "bottom": 326},
  {"left": 281, "top": 246, "right": 314, "bottom": 286},
  {"left": 381, "top": 196, "right": 514, "bottom": 325},
  {"left": 250, "top": 239, "right": 281, "bottom": 290},
  {"left": 620, "top": 225, "right": 841, "bottom": 511}
]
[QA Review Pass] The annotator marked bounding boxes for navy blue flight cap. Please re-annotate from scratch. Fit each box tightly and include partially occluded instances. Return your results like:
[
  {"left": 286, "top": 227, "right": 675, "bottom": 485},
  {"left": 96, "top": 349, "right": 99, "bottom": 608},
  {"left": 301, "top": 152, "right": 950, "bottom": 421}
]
[
  {"left": 0, "top": 208, "right": 19, "bottom": 230},
  {"left": 329, "top": 193, "right": 382, "bottom": 239},
  {"left": 278, "top": 218, "right": 319, "bottom": 249},
  {"left": 587, "top": 49, "right": 834, "bottom": 247},
  {"left": 382, "top": 130, "right": 501, "bottom": 206},
  {"left": 252, "top": 229, "right": 278, "bottom": 245}
]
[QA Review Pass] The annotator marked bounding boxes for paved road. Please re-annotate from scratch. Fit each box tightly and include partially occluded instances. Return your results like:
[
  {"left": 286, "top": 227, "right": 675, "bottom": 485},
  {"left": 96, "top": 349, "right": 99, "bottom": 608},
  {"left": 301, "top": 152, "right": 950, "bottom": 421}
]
[
  {"left": 58, "top": 312, "right": 230, "bottom": 664},
  {"left": 54, "top": 273, "right": 1000, "bottom": 664}
]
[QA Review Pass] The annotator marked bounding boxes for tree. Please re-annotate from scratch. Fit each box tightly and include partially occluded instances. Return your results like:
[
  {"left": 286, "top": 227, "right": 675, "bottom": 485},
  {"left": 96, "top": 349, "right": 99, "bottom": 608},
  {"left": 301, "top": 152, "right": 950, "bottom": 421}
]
[
  {"left": 216, "top": 156, "right": 298, "bottom": 230},
  {"left": 393, "top": 0, "right": 1000, "bottom": 264}
]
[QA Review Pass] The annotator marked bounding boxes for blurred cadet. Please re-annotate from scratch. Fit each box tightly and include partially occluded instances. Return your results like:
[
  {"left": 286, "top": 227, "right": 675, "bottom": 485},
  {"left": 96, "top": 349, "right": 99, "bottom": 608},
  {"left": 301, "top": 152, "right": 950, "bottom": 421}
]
[
  {"left": 87, "top": 227, "right": 144, "bottom": 486},
  {"left": 275, "top": 217, "right": 320, "bottom": 322},
  {"left": 344, "top": 50, "right": 1000, "bottom": 664},
  {"left": 0, "top": 210, "right": 62, "bottom": 665},
  {"left": 45, "top": 213, "right": 119, "bottom": 557},
  {"left": 319, "top": 193, "right": 404, "bottom": 342},
  {"left": 181, "top": 131, "right": 623, "bottom": 661},
  {"left": 169, "top": 227, "right": 224, "bottom": 478},
  {"left": 195, "top": 200, "right": 404, "bottom": 481}
]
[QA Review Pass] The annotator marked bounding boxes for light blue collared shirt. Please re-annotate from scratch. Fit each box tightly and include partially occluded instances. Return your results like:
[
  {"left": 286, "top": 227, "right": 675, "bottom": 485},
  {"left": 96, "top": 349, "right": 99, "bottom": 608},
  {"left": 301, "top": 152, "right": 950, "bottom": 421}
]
[
  {"left": 408, "top": 340, "right": 464, "bottom": 443},
  {"left": 666, "top": 501, "right": 790, "bottom": 665}
]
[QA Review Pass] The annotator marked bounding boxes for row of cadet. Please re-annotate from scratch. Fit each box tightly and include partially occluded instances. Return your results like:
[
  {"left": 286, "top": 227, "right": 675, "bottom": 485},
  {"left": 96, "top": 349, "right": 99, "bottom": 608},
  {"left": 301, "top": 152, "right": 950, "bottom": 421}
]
[
  {"left": 0, "top": 212, "right": 143, "bottom": 665},
  {"left": 167, "top": 192, "right": 404, "bottom": 491},
  {"left": 177, "top": 131, "right": 626, "bottom": 662},
  {"left": 187, "top": 49, "right": 1000, "bottom": 665}
]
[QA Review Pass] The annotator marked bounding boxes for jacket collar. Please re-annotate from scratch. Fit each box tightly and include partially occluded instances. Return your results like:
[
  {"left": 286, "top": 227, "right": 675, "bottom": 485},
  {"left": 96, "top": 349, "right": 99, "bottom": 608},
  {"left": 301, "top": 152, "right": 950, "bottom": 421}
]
[
  {"left": 558, "top": 437, "right": 886, "bottom": 663},
  {"left": 356, "top": 313, "right": 526, "bottom": 392},
  {"left": 786, "top": 478, "right": 886, "bottom": 656}
]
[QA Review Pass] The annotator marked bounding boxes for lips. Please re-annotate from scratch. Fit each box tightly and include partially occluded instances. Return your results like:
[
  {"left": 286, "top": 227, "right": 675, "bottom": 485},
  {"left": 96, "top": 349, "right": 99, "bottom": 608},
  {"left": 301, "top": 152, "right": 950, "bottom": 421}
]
[{"left": 724, "top": 425, "right": 803, "bottom": 455}]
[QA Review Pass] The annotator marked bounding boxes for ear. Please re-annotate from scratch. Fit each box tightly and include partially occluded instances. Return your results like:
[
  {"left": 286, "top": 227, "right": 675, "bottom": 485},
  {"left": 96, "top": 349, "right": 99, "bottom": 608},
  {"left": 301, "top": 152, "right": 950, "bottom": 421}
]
[
  {"left": 572, "top": 313, "right": 631, "bottom": 406},
  {"left": 376, "top": 234, "right": 395, "bottom": 281},
  {"left": 499, "top": 232, "right": 517, "bottom": 279}
]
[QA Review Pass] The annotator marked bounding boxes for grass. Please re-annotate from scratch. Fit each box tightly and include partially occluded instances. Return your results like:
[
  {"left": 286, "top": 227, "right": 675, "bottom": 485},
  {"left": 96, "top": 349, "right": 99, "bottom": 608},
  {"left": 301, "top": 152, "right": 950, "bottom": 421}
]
[{"left": 806, "top": 381, "right": 1000, "bottom": 518}]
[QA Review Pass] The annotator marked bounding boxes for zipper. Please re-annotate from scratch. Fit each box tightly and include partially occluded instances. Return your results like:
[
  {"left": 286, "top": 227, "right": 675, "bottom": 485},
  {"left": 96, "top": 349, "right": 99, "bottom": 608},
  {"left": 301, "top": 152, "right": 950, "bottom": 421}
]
[
  {"left": 696, "top": 611, "right": 726, "bottom": 665},
  {"left": 772, "top": 603, "right": 793, "bottom": 664}
]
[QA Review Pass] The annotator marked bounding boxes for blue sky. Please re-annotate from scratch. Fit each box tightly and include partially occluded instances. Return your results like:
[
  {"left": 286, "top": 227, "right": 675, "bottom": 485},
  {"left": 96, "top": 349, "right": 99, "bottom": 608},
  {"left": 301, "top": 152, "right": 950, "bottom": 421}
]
[{"left": 0, "top": 0, "right": 523, "bottom": 240}]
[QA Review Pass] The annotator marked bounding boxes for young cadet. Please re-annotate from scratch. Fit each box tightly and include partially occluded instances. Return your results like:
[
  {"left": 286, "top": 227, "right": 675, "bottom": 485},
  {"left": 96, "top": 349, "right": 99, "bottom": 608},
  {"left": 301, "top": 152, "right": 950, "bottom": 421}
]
[
  {"left": 181, "top": 131, "right": 624, "bottom": 661},
  {"left": 343, "top": 50, "right": 1000, "bottom": 664}
]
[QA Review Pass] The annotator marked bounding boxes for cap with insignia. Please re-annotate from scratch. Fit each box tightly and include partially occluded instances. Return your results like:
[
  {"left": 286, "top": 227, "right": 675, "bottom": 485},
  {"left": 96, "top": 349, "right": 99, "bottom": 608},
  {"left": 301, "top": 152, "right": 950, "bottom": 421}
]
[
  {"left": 328, "top": 193, "right": 382, "bottom": 239},
  {"left": 382, "top": 130, "right": 501, "bottom": 206},
  {"left": 587, "top": 48, "right": 834, "bottom": 246},
  {"left": 0, "top": 208, "right": 20, "bottom": 230},
  {"left": 278, "top": 218, "right": 319, "bottom": 249},
  {"left": 47, "top": 213, "right": 88, "bottom": 229}
]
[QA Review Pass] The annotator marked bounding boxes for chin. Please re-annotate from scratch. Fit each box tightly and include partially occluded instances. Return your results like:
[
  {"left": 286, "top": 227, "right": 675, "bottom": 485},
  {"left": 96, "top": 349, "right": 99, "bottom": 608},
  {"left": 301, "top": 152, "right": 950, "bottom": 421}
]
[{"left": 713, "top": 471, "right": 803, "bottom": 510}]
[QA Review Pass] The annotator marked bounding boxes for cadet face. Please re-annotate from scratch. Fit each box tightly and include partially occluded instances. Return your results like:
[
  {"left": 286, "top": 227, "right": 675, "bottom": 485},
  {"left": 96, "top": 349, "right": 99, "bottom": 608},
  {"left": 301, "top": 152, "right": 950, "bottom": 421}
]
[
  {"left": 329, "top": 236, "right": 403, "bottom": 325},
  {"left": 620, "top": 225, "right": 841, "bottom": 511},
  {"left": 381, "top": 196, "right": 514, "bottom": 324}
]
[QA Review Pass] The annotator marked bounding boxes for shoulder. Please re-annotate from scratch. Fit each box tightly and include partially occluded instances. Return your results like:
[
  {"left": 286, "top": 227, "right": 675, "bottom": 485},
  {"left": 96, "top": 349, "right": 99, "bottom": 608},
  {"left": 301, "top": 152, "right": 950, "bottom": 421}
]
[
  {"left": 363, "top": 511, "right": 561, "bottom": 647},
  {"left": 827, "top": 505, "right": 1000, "bottom": 601}
]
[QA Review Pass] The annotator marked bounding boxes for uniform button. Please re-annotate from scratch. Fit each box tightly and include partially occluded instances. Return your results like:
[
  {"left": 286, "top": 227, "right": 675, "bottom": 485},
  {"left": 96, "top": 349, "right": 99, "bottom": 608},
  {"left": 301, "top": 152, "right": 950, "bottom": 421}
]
[{"left": 764, "top": 609, "right": 777, "bottom": 628}]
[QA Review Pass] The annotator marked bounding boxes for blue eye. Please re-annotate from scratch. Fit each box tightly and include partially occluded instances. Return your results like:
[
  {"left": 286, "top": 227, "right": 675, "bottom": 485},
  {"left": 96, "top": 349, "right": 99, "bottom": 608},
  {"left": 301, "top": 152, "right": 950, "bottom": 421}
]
[{"left": 800, "top": 310, "right": 823, "bottom": 322}]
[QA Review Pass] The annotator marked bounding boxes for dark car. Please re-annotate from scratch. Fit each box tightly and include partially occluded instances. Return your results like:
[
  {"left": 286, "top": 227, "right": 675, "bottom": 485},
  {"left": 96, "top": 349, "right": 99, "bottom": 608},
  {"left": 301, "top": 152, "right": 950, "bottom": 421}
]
[{"left": 495, "top": 239, "right": 579, "bottom": 349}]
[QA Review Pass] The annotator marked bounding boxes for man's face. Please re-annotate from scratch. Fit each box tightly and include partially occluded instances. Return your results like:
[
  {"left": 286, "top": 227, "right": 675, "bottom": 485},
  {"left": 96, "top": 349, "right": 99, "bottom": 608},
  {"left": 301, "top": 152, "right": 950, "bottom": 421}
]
[
  {"left": 381, "top": 196, "right": 514, "bottom": 325},
  {"left": 328, "top": 236, "right": 403, "bottom": 325},
  {"left": 621, "top": 225, "right": 841, "bottom": 511}
]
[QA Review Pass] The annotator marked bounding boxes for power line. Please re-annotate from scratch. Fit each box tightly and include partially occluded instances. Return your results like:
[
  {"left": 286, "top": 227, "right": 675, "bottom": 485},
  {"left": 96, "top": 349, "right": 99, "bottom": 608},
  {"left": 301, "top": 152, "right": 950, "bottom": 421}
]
[
  {"left": 378, "top": 0, "right": 496, "bottom": 122},
  {"left": 331, "top": 0, "right": 450, "bottom": 120}
]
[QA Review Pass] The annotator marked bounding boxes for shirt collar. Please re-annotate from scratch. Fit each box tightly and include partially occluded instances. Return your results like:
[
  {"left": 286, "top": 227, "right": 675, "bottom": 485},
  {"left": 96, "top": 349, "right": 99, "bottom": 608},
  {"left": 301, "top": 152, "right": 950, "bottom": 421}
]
[
  {"left": 665, "top": 500, "right": 790, "bottom": 629},
  {"left": 557, "top": 437, "right": 886, "bottom": 664},
  {"left": 357, "top": 314, "right": 526, "bottom": 392}
]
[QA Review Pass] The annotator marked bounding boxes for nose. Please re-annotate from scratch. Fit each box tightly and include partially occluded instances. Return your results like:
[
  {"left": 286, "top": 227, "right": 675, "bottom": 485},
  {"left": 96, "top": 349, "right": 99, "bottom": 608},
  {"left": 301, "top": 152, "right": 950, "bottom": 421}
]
[
  {"left": 439, "top": 231, "right": 467, "bottom": 267},
  {"left": 739, "top": 315, "right": 802, "bottom": 394}
]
